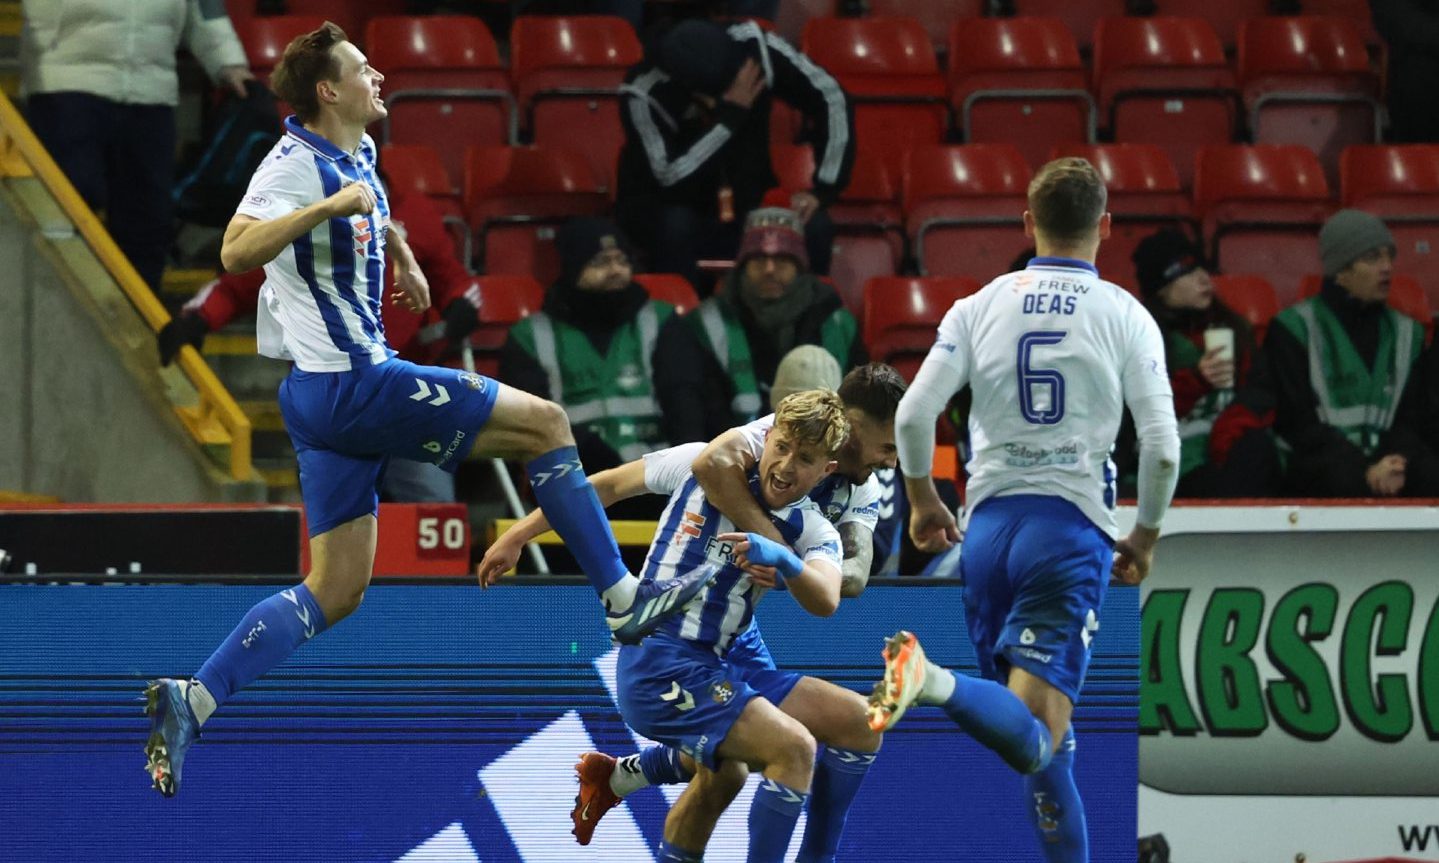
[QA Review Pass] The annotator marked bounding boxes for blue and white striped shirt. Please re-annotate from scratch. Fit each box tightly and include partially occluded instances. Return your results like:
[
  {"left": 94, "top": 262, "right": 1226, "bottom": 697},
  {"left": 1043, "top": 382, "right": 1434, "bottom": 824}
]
[
  {"left": 235, "top": 116, "right": 396, "bottom": 372},
  {"left": 641, "top": 443, "right": 843, "bottom": 654}
]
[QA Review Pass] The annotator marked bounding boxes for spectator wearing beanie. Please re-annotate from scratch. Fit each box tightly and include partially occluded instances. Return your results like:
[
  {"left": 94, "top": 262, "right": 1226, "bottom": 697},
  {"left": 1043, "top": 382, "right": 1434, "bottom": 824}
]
[
  {"left": 1266, "top": 209, "right": 1439, "bottom": 497},
  {"left": 683, "top": 207, "right": 866, "bottom": 430},
  {"left": 500, "top": 217, "right": 710, "bottom": 475},
  {"left": 1129, "top": 229, "right": 1279, "bottom": 497},
  {"left": 614, "top": 18, "right": 855, "bottom": 291}
]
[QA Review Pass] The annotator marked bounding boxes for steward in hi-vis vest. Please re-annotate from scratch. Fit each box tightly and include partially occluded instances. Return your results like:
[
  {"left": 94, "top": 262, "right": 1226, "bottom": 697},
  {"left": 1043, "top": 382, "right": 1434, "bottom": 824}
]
[{"left": 1266, "top": 209, "right": 1439, "bottom": 497}]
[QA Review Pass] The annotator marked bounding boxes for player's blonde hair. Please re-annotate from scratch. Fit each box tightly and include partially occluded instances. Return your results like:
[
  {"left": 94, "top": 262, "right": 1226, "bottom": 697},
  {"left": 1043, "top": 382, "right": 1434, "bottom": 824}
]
[{"left": 773, "top": 389, "right": 850, "bottom": 456}]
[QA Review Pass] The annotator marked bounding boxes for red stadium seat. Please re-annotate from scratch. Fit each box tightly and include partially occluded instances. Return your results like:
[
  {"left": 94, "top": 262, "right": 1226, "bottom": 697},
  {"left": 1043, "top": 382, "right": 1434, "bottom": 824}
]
[
  {"left": 380, "top": 144, "right": 469, "bottom": 263},
  {"left": 463, "top": 274, "right": 545, "bottom": 377},
  {"left": 1239, "top": 17, "right": 1380, "bottom": 187},
  {"left": 869, "top": 0, "right": 984, "bottom": 53},
  {"left": 1301, "top": 0, "right": 1382, "bottom": 46},
  {"left": 633, "top": 273, "right": 700, "bottom": 314},
  {"left": 463, "top": 145, "right": 610, "bottom": 285},
  {"left": 1093, "top": 17, "right": 1239, "bottom": 188},
  {"left": 802, "top": 16, "right": 948, "bottom": 175},
  {"left": 1153, "top": 0, "right": 1271, "bottom": 49},
  {"left": 367, "top": 16, "right": 516, "bottom": 185},
  {"left": 949, "top": 18, "right": 1095, "bottom": 169},
  {"left": 1195, "top": 145, "right": 1334, "bottom": 307},
  {"left": 904, "top": 143, "right": 1033, "bottom": 283},
  {"left": 1298, "top": 273, "right": 1435, "bottom": 342},
  {"left": 1010, "top": 0, "right": 1128, "bottom": 52},
  {"left": 1211, "top": 274, "right": 1281, "bottom": 342},
  {"left": 863, "top": 275, "right": 981, "bottom": 379},
  {"left": 1341, "top": 145, "right": 1439, "bottom": 312},
  {"left": 1051, "top": 143, "right": 1195, "bottom": 292},
  {"left": 509, "top": 16, "right": 641, "bottom": 190},
  {"left": 239, "top": 15, "right": 327, "bottom": 79},
  {"left": 771, "top": 144, "right": 904, "bottom": 318}
]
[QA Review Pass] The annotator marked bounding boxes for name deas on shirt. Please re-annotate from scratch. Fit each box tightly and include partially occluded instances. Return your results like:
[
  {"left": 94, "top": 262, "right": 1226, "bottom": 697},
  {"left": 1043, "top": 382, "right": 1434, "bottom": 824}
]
[
  {"left": 1003, "top": 441, "right": 1079, "bottom": 467},
  {"left": 1021, "top": 279, "right": 1088, "bottom": 316}
]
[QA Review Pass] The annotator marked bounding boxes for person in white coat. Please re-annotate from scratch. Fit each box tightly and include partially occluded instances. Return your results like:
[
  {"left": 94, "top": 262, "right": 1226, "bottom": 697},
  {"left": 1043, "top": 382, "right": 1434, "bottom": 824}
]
[{"left": 21, "top": 0, "right": 252, "bottom": 289}]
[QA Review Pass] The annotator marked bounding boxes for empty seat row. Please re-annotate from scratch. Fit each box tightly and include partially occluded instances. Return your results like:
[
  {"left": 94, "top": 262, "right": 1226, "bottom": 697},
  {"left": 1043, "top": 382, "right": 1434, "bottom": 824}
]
[
  {"left": 239, "top": 14, "right": 641, "bottom": 184},
  {"left": 804, "top": 14, "right": 1381, "bottom": 185}
]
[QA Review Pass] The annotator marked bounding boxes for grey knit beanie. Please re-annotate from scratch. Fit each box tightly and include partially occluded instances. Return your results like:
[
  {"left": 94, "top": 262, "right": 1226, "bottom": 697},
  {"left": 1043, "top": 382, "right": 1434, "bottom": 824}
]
[{"left": 1320, "top": 209, "right": 1395, "bottom": 277}]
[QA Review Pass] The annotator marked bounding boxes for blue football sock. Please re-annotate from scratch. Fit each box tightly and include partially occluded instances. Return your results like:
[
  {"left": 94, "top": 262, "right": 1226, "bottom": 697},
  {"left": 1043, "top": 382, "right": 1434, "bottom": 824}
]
[
  {"left": 939, "top": 670, "right": 1053, "bottom": 774},
  {"left": 657, "top": 839, "right": 703, "bottom": 862},
  {"left": 640, "top": 744, "right": 693, "bottom": 786},
  {"left": 1024, "top": 729, "right": 1087, "bottom": 862},
  {"left": 795, "top": 746, "right": 877, "bottom": 863},
  {"left": 526, "top": 446, "right": 628, "bottom": 593},
  {"left": 194, "top": 584, "right": 328, "bottom": 709},
  {"left": 748, "top": 777, "right": 809, "bottom": 863}
]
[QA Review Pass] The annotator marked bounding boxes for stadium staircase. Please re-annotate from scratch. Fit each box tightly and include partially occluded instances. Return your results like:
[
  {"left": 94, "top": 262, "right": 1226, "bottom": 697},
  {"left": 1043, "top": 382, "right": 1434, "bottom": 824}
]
[{"left": 0, "top": 90, "right": 266, "bottom": 503}]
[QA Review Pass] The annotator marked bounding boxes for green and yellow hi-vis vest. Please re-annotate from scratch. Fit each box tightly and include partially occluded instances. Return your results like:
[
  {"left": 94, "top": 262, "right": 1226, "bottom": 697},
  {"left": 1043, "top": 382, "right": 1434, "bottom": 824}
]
[
  {"left": 1274, "top": 297, "right": 1424, "bottom": 457},
  {"left": 511, "top": 300, "right": 674, "bottom": 462}
]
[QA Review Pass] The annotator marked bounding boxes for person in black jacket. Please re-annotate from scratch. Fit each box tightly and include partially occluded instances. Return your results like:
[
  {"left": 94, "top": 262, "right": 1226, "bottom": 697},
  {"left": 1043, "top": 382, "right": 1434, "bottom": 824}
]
[{"left": 615, "top": 18, "right": 855, "bottom": 291}]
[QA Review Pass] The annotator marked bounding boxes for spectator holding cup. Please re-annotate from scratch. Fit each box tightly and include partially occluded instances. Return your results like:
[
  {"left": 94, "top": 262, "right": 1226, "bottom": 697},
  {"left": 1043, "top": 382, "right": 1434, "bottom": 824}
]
[{"left": 1132, "top": 229, "right": 1279, "bottom": 497}]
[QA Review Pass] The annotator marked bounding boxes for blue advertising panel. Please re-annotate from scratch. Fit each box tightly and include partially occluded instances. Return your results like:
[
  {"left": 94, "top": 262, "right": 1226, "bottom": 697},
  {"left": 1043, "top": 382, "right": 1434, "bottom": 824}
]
[{"left": 1, "top": 582, "right": 1137, "bottom": 861}]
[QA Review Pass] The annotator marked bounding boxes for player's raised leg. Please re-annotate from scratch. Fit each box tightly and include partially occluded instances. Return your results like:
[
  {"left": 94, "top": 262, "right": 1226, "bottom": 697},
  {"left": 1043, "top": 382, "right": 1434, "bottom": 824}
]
[
  {"left": 869, "top": 630, "right": 1054, "bottom": 773},
  {"left": 468, "top": 383, "right": 715, "bottom": 641}
]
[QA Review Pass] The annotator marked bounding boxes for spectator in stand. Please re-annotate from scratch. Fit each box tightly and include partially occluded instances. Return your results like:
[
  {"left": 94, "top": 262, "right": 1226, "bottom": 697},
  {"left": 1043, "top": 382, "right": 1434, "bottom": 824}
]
[
  {"left": 1373, "top": 1, "right": 1439, "bottom": 142},
  {"left": 21, "top": 0, "right": 254, "bottom": 290},
  {"left": 499, "top": 218, "right": 708, "bottom": 480},
  {"left": 1132, "top": 229, "right": 1280, "bottom": 497},
  {"left": 1267, "top": 210, "right": 1439, "bottom": 497},
  {"left": 157, "top": 176, "right": 480, "bottom": 502},
  {"left": 615, "top": 18, "right": 854, "bottom": 290},
  {"left": 685, "top": 207, "right": 866, "bottom": 433}
]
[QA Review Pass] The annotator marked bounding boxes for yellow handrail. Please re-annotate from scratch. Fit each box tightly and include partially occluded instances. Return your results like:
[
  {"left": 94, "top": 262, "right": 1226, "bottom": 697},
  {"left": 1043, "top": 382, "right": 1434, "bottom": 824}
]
[{"left": 0, "top": 90, "right": 252, "bottom": 480}]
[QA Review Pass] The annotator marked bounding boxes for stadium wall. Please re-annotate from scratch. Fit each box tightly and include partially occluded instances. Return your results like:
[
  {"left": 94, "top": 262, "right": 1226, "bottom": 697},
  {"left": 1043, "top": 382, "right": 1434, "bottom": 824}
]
[{"left": 0, "top": 181, "right": 263, "bottom": 502}]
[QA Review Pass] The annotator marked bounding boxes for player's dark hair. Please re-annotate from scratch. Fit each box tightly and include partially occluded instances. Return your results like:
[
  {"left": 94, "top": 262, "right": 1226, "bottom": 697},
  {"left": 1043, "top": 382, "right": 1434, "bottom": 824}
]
[
  {"left": 1028, "top": 157, "right": 1108, "bottom": 244},
  {"left": 270, "top": 21, "right": 347, "bottom": 124},
  {"left": 838, "top": 363, "right": 907, "bottom": 422}
]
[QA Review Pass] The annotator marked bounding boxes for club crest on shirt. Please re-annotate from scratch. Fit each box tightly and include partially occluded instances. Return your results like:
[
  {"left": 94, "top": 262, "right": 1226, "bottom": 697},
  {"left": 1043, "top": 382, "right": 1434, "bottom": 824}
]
[
  {"left": 711, "top": 680, "right": 737, "bottom": 704},
  {"left": 458, "top": 372, "right": 485, "bottom": 391}
]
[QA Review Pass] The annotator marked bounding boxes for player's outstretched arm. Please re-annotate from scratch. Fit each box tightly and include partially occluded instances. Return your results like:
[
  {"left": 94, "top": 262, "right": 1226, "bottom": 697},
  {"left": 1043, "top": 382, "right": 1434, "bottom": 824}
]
[
  {"left": 896, "top": 354, "right": 965, "bottom": 553},
  {"left": 477, "top": 458, "right": 650, "bottom": 587},
  {"left": 221, "top": 181, "right": 375, "bottom": 273},
  {"left": 691, "top": 429, "right": 785, "bottom": 544}
]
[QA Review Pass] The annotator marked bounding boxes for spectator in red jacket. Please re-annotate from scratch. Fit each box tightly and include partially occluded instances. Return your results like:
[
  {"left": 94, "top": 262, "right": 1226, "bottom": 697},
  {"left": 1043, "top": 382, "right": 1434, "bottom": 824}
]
[{"left": 158, "top": 187, "right": 479, "bottom": 502}]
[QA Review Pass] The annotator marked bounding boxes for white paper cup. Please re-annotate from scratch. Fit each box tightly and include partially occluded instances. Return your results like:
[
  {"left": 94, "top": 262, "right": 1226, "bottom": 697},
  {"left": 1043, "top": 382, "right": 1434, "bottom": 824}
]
[{"left": 1204, "top": 327, "right": 1235, "bottom": 362}]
